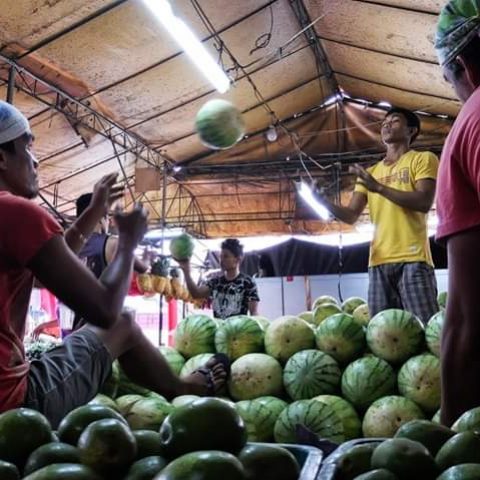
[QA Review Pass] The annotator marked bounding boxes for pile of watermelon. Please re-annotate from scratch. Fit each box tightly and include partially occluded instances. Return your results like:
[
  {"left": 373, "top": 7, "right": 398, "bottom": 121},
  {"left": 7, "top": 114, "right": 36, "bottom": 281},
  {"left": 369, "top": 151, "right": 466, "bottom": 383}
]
[
  {"left": 103, "top": 291, "right": 446, "bottom": 447},
  {"left": 0, "top": 398, "right": 302, "bottom": 479},
  {"left": 326, "top": 408, "right": 480, "bottom": 479}
]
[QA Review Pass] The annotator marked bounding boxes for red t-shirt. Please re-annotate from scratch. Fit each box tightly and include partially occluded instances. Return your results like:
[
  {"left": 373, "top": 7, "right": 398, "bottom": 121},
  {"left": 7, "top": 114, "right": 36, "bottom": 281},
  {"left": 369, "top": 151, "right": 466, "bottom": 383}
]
[
  {"left": 436, "top": 86, "right": 480, "bottom": 241},
  {"left": 0, "top": 192, "right": 62, "bottom": 411}
]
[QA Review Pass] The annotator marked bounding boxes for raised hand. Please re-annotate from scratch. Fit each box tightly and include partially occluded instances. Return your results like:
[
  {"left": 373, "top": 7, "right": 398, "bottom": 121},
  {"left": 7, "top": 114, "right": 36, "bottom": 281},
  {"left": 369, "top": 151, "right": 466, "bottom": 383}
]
[
  {"left": 349, "top": 164, "right": 383, "bottom": 193},
  {"left": 90, "top": 173, "right": 124, "bottom": 217},
  {"left": 114, "top": 203, "right": 149, "bottom": 247}
]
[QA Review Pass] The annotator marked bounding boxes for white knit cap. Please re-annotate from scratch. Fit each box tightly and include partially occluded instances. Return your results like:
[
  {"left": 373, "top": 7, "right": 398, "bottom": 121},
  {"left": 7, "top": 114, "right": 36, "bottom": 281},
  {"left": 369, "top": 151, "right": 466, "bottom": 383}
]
[{"left": 0, "top": 101, "right": 31, "bottom": 145}]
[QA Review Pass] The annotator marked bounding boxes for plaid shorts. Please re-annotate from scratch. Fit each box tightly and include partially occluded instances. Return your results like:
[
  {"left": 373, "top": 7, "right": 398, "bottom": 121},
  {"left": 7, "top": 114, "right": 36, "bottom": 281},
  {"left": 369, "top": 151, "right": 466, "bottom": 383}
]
[
  {"left": 368, "top": 262, "right": 439, "bottom": 324},
  {"left": 24, "top": 328, "right": 112, "bottom": 429}
]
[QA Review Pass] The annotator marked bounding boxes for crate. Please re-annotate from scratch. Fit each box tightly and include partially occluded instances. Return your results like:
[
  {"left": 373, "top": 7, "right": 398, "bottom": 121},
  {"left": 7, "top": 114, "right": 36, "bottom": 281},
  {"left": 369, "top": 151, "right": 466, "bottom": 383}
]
[
  {"left": 316, "top": 438, "right": 384, "bottom": 479},
  {"left": 249, "top": 443, "right": 323, "bottom": 479}
]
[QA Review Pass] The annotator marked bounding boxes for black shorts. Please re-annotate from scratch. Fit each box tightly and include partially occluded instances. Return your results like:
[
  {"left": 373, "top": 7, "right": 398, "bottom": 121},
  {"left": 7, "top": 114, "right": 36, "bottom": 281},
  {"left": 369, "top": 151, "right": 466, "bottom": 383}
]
[{"left": 24, "top": 328, "right": 112, "bottom": 428}]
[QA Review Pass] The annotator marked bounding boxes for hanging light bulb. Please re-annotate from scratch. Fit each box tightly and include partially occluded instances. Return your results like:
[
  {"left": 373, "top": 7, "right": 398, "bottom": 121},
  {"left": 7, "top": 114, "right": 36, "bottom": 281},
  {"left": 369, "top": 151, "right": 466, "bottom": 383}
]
[{"left": 266, "top": 125, "right": 278, "bottom": 142}]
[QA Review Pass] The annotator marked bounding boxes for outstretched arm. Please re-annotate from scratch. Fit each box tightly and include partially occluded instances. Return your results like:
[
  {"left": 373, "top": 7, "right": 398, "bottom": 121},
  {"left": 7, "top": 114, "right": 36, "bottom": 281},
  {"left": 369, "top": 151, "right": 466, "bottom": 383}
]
[
  {"left": 64, "top": 173, "right": 123, "bottom": 253},
  {"left": 29, "top": 205, "right": 148, "bottom": 329},
  {"left": 176, "top": 259, "right": 210, "bottom": 299},
  {"left": 315, "top": 190, "right": 368, "bottom": 225}
]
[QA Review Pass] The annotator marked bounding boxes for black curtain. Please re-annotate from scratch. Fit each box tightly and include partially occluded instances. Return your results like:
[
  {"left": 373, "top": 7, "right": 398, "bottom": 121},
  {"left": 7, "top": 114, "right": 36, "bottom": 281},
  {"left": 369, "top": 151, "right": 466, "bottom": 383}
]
[{"left": 206, "top": 238, "right": 447, "bottom": 277}]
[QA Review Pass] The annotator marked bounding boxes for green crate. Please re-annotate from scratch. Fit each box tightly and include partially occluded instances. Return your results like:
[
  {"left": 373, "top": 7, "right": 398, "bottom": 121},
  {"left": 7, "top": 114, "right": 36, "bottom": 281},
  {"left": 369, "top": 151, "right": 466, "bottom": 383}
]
[
  {"left": 249, "top": 442, "right": 323, "bottom": 479},
  {"left": 316, "top": 438, "right": 384, "bottom": 479}
]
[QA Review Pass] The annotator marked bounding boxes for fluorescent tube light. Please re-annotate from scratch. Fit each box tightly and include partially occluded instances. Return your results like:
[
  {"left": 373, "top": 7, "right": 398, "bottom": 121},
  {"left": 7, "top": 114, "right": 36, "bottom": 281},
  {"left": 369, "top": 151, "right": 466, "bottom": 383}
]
[
  {"left": 143, "top": 0, "right": 230, "bottom": 93},
  {"left": 298, "top": 182, "right": 330, "bottom": 220}
]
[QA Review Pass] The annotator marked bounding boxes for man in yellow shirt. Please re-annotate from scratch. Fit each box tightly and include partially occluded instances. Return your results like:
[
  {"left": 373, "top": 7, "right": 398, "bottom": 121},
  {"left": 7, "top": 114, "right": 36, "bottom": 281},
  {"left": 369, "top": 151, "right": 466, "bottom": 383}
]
[{"left": 315, "top": 107, "right": 439, "bottom": 323}]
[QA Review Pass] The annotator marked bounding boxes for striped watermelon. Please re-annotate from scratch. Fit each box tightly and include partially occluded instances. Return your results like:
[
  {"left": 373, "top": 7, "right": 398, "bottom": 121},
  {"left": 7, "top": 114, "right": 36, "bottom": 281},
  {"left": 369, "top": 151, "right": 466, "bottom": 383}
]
[
  {"left": 228, "top": 353, "right": 283, "bottom": 401},
  {"left": 366, "top": 309, "right": 425, "bottom": 364},
  {"left": 255, "top": 396, "right": 289, "bottom": 419},
  {"left": 313, "top": 295, "right": 339, "bottom": 309},
  {"left": 315, "top": 313, "right": 366, "bottom": 364},
  {"left": 252, "top": 315, "right": 270, "bottom": 330},
  {"left": 452, "top": 407, "right": 480, "bottom": 432},
  {"left": 264, "top": 316, "right": 315, "bottom": 363},
  {"left": 274, "top": 399, "right": 345, "bottom": 443},
  {"left": 298, "top": 311, "right": 314, "bottom": 324},
  {"left": 313, "top": 395, "right": 361, "bottom": 440},
  {"left": 312, "top": 303, "right": 343, "bottom": 326},
  {"left": 172, "top": 395, "right": 200, "bottom": 408},
  {"left": 195, "top": 99, "right": 245, "bottom": 150},
  {"left": 159, "top": 346, "right": 186, "bottom": 375},
  {"left": 214, "top": 315, "right": 264, "bottom": 360},
  {"left": 353, "top": 304, "right": 371, "bottom": 327},
  {"left": 398, "top": 354, "right": 441, "bottom": 412},
  {"left": 342, "top": 297, "right": 367, "bottom": 315},
  {"left": 362, "top": 395, "right": 425, "bottom": 438},
  {"left": 174, "top": 315, "right": 217, "bottom": 358},
  {"left": 425, "top": 311, "right": 444, "bottom": 357},
  {"left": 437, "top": 291, "right": 447, "bottom": 309},
  {"left": 283, "top": 349, "right": 341, "bottom": 400},
  {"left": 341, "top": 356, "right": 397, "bottom": 411},
  {"left": 179, "top": 353, "right": 214, "bottom": 378},
  {"left": 235, "top": 400, "right": 278, "bottom": 442}
]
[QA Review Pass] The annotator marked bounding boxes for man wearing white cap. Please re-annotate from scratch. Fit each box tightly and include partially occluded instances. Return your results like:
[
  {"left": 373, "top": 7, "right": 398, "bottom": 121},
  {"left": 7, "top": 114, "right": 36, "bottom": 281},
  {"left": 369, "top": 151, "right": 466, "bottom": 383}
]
[{"left": 0, "top": 101, "right": 228, "bottom": 426}]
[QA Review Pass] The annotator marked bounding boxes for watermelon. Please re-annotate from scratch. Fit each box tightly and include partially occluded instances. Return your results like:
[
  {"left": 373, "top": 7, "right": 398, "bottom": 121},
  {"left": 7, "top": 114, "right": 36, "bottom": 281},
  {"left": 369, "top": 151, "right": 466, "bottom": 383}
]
[
  {"left": 228, "top": 353, "right": 283, "bottom": 401},
  {"left": 341, "top": 357, "right": 397, "bottom": 411},
  {"left": 297, "top": 311, "right": 314, "bottom": 324},
  {"left": 452, "top": 407, "right": 480, "bottom": 432},
  {"left": 342, "top": 297, "right": 367, "bottom": 315},
  {"left": 432, "top": 409, "right": 441, "bottom": 424},
  {"left": 366, "top": 309, "right": 425, "bottom": 364},
  {"left": 159, "top": 346, "right": 186, "bottom": 375},
  {"left": 397, "top": 354, "right": 441, "bottom": 412},
  {"left": 179, "top": 353, "right": 215, "bottom": 378},
  {"left": 313, "top": 395, "right": 362, "bottom": 440},
  {"left": 312, "top": 303, "right": 343, "bottom": 326},
  {"left": 116, "top": 395, "right": 144, "bottom": 417},
  {"left": 353, "top": 304, "right": 371, "bottom": 327},
  {"left": 235, "top": 400, "right": 278, "bottom": 442},
  {"left": 362, "top": 396, "right": 425, "bottom": 437},
  {"left": 169, "top": 233, "right": 195, "bottom": 260},
  {"left": 274, "top": 399, "right": 345, "bottom": 443},
  {"left": 283, "top": 350, "right": 341, "bottom": 400},
  {"left": 425, "top": 311, "right": 444, "bottom": 357},
  {"left": 214, "top": 315, "right": 264, "bottom": 360},
  {"left": 252, "top": 316, "right": 270, "bottom": 330},
  {"left": 255, "top": 396, "right": 289, "bottom": 419},
  {"left": 264, "top": 316, "right": 315, "bottom": 363},
  {"left": 315, "top": 313, "right": 366, "bottom": 364},
  {"left": 174, "top": 315, "right": 217, "bottom": 358},
  {"left": 172, "top": 395, "right": 200, "bottom": 408},
  {"left": 195, "top": 99, "right": 245, "bottom": 150},
  {"left": 123, "top": 397, "right": 173, "bottom": 431},
  {"left": 313, "top": 295, "right": 339, "bottom": 308},
  {"left": 437, "top": 291, "right": 447, "bottom": 309}
]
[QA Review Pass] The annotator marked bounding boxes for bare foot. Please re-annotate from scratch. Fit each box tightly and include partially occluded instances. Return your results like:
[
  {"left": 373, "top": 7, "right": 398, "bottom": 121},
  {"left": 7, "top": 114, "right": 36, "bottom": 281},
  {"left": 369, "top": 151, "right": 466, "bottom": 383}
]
[{"left": 183, "top": 354, "right": 229, "bottom": 396}]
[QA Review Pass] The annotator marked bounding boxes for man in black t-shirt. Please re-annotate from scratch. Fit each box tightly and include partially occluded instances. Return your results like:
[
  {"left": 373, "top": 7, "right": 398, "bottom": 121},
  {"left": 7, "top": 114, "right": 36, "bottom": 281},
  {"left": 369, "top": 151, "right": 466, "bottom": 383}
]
[{"left": 177, "top": 239, "right": 260, "bottom": 319}]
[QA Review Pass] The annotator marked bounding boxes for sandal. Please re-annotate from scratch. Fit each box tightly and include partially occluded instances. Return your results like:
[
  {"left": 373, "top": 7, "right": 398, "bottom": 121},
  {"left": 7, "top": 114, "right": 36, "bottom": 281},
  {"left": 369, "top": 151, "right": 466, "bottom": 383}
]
[{"left": 195, "top": 353, "right": 231, "bottom": 395}]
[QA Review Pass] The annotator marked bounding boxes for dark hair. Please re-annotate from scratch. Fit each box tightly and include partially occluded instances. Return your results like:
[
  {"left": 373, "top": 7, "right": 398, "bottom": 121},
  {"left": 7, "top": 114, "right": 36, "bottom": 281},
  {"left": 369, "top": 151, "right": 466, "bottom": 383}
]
[
  {"left": 385, "top": 107, "right": 421, "bottom": 143},
  {"left": 221, "top": 238, "right": 243, "bottom": 258},
  {"left": 76, "top": 193, "right": 92, "bottom": 218},
  {"left": 447, "top": 34, "right": 480, "bottom": 76}
]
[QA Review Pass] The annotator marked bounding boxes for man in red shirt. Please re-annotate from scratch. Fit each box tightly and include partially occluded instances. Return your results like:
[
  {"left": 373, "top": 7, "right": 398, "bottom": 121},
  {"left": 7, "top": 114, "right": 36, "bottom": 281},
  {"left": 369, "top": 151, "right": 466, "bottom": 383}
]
[
  {"left": 434, "top": 0, "right": 480, "bottom": 426},
  {"left": 0, "top": 101, "right": 227, "bottom": 427}
]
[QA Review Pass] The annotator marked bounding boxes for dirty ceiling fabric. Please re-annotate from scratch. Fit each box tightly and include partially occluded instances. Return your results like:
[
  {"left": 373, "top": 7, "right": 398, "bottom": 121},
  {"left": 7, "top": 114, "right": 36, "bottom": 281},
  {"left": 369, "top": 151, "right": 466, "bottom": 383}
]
[{"left": 0, "top": 0, "right": 457, "bottom": 237}]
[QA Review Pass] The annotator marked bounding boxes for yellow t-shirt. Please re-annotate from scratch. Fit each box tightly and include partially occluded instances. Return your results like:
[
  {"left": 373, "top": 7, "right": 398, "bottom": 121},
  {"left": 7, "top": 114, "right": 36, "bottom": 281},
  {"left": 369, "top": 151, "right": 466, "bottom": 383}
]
[{"left": 354, "top": 150, "right": 439, "bottom": 267}]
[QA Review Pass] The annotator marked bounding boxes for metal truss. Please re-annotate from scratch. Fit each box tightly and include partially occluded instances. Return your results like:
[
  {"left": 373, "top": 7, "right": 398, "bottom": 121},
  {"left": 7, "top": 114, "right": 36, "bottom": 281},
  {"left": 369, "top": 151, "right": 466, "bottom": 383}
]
[{"left": 0, "top": 54, "right": 210, "bottom": 233}]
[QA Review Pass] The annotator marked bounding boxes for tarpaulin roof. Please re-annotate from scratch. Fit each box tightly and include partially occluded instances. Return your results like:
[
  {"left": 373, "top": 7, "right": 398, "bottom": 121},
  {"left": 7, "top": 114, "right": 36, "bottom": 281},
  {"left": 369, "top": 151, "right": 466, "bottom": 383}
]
[{"left": 0, "top": 0, "right": 457, "bottom": 237}]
